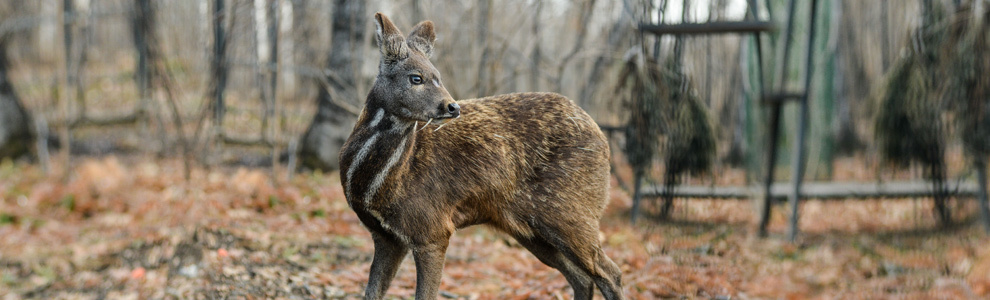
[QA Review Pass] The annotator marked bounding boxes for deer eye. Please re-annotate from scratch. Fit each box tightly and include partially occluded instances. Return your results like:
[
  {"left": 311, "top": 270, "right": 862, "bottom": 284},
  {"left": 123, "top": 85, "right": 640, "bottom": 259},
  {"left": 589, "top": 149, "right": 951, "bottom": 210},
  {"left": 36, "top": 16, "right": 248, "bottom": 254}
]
[{"left": 409, "top": 75, "right": 424, "bottom": 85}]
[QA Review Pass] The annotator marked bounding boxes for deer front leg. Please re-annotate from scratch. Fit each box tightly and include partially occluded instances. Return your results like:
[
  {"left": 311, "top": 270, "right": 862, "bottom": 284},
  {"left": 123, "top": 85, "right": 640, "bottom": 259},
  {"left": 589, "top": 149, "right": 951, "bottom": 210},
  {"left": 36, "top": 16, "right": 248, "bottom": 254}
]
[
  {"left": 412, "top": 242, "right": 449, "bottom": 299},
  {"left": 364, "top": 232, "right": 409, "bottom": 300}
]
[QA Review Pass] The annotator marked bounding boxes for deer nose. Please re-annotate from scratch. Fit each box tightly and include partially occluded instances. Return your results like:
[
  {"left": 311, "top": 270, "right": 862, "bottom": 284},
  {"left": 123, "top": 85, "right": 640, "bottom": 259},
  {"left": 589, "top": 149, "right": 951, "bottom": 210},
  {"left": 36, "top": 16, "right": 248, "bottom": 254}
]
[{"left": 446, "top": 103, "right": 460, "bottom": 116}]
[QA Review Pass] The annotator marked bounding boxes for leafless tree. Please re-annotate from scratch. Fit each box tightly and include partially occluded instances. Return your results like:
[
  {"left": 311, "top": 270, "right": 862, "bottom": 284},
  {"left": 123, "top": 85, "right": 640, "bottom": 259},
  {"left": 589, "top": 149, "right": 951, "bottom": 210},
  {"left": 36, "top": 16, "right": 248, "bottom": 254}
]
[
  {"left": 297, "top": 0, "right": 366, "bottom": 171},
  {"left": 0, "top": 37, "right": 34, "bottom": 160}
]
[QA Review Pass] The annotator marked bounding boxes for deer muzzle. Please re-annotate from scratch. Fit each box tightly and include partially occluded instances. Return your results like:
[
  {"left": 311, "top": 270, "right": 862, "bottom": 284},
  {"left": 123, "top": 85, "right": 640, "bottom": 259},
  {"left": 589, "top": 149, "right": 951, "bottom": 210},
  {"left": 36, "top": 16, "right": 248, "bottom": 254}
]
[{"left": 445, "top": 103, "right": 460, "bottom": 118}]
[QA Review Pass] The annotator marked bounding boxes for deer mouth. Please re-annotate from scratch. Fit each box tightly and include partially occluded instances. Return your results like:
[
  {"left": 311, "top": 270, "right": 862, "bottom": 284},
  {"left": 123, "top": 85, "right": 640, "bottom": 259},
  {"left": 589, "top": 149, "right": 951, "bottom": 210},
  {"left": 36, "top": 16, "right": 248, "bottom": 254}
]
[
  {"left": 433, "top": 112, "right": 459, "bottom": 120},
  {"left": 424, "top": 114, "right": 457, "bottom": 127},
  {"left": 434, "top": 102, "right": 461, "bottom": 120}
]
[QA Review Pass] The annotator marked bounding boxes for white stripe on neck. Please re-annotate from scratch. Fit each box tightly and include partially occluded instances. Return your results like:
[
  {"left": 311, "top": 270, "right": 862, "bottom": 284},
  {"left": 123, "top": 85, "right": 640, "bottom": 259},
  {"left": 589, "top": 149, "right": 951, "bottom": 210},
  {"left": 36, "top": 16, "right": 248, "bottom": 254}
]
[
  {"left": 364, "top": 133, "right": 409, "bottom": 206},
  {"left": 368, "top": 108, "right": 385, "bottom": 128},
  {"left": 345, "top": 132, "right": 380, "bottom": 201}
]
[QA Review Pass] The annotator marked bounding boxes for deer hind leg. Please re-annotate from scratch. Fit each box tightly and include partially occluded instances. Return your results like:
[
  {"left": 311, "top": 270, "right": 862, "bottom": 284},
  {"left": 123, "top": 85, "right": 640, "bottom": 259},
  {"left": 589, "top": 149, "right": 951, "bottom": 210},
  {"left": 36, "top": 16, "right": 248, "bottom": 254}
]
[
  {"left": 532, "top": 219, "right": 624, "bottom": 300},
  {"left": 517, "top": 237, "right": 594, "bottom": 300},
  {"left": 364, "top": 232, "right": 409, "bottom": 300},
  {"left": 588, "top": 248, "right": 624, "bottom": 300},
  {"left": 561, "top": 238, "right": 624, "bottom": 300}
]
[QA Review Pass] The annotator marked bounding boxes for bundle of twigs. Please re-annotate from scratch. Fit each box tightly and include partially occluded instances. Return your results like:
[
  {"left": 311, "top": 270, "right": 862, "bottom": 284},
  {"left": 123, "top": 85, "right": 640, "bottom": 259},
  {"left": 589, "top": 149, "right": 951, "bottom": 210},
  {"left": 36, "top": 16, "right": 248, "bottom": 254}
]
[
  {"left": 616, "top": 54, "right": 715, "bottom": 219},
  {"left": 945, "top": 7, "right": 990, "bottom": 160},
  {"left": 617, "top": 56, "right": 664, "bottom": 179},
  {"left": 873, "top": 2, "right": 990, "bottom": 227},
  {"left": 944, "top": 5, "right": 990, "bottom": 231}
]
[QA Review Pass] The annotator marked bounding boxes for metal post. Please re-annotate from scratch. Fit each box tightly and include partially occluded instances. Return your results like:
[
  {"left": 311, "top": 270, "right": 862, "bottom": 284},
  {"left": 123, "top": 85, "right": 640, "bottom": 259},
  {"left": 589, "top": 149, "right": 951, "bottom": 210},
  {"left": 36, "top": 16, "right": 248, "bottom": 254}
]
[
  {"left": 977, "top": 157, "right": 990, "bottom": 233},
  {"left": 758, "top": 0, "right": 798, "bottom": 237},
  {"left": 631, "top": 172, "right": 644, "bottom": 224},
  {"left": 787, "top": 0, "right": 820, "bottom": 243},
  {"left": 60, "top": 0, "right": 74, "bottom": 178},
  {"left": 758, "top": 105, "right": 782, "bottom": 236},
  {"left": 746, "top": 0, "right": 771, "bottom": 237}
]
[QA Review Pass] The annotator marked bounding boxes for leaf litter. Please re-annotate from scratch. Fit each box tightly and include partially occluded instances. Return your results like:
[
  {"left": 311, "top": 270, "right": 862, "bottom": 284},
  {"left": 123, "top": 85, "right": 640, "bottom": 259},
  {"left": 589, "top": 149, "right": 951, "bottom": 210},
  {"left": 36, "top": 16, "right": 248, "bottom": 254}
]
[{"left": 0, "top": 155, "right": 988, "bottom": 299}]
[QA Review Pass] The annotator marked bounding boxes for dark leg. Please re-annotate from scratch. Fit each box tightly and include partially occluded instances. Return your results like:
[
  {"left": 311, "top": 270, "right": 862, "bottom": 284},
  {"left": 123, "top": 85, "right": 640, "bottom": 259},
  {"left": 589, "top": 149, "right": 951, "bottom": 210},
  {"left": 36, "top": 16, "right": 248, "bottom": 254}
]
[
  {"left": 412, "top": 242, "right": 449, "bottom": 300},
  {"left": 556, "top": 244, "right": 624, "bottom": 300},
  {"left": 364, "top": 232, "right": 408, "bottom": 300},
  {"left": 518, "top": 238, "right": 594, "bottom": 300},
  {"left": 588, "top": 248, "right": 624, "bottom": 300},
  {"left": 536, "top": 222, "right": 624, "bottom": 300}
]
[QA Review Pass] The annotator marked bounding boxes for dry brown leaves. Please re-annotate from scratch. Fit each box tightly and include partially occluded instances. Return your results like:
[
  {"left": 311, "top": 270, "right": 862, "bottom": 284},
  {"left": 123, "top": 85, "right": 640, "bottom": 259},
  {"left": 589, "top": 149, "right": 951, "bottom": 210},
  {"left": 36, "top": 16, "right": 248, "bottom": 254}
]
[{"left": 1, "top": 156, "right": 988, "bottom": 299}]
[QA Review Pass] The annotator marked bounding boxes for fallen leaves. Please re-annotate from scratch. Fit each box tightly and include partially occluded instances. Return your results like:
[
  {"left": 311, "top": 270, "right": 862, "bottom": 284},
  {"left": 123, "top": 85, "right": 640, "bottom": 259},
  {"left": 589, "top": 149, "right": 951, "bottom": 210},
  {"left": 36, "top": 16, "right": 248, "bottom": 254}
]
[
  {"left": 0, "top": 156, "right": 988, "bottom": 299},
  {"left": 969, "top": 249, "right": 990, "bottom": 295}
]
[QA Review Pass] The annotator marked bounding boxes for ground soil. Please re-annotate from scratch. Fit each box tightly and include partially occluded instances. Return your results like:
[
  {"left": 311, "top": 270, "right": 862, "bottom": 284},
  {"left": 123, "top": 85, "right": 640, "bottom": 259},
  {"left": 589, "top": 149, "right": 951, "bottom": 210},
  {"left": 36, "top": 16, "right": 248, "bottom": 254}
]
[{"left": 2, "top": 155, "right": 989, "bottom": 299}]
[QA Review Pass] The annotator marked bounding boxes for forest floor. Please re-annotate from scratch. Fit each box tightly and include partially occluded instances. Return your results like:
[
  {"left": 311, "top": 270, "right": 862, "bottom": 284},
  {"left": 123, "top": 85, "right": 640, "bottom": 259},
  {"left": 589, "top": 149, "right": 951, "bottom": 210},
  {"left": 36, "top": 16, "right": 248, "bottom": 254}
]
[{"left": 2, "top": 155, "right": 990, "bottom": 299}]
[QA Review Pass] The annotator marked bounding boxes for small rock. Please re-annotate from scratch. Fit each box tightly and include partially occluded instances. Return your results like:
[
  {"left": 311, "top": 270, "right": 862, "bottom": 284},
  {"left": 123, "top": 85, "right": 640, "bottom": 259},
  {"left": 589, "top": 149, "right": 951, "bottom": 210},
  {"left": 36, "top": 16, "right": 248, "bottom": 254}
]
[{"left": 178, "top": 264, "right": 199, "bottom": 278}]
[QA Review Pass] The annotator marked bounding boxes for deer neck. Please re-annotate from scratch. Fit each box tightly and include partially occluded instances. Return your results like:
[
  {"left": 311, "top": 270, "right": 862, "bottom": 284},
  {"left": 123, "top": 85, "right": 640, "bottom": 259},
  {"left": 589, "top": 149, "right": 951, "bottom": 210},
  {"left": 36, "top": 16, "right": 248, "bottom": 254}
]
[{"left": 343, "top": 100, "right": 419, "bottom": 209}]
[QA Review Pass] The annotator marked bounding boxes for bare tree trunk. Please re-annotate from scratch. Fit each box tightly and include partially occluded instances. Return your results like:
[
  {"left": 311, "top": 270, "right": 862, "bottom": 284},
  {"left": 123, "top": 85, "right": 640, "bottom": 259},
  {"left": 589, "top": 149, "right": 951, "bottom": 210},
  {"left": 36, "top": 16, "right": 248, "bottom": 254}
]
[
  {"left": 0, "top": 38, "right": 34, "bottom": 159},
  {"left": 72, "top": 0, "right": 91, "bottom": 123},
  {"left": 207, "top": 0, "right": 230, "bottom": 160},
  {"left": 529, "top": 0, "right": 542, "bottom": 92},
  {"left": 411, "top": 0, "right": 423, "bottom": 22},
  {"left": 279, "top": 0, "right": 295, "bottom": 99},
  {"left": 704, "top": 0, "right": 716, "bottom": 106},
  {"left": 39, "top": 0, "right": 59, "bottom": 62},
  {"left": 291, "top": 0, "right": 318, "bottom": 99},
  {"left": 553, "top": 0, "right": 597, "bottom": 94},
  {"left": 298, "top": 0, "right": 366, "bottom": 171},
  {"left": 256, "top": 0, "right": 280, "bottom": 173},
  {"left": 255, "top": 0, "right": 278, "bottom": 145},
  {"left": 476, "top": 0, "right": 492, "bottom": 97},
  {"left": 199, "top": 1, "right": 210, "bottom": 63},
  {"left": 130, "top": 0, "right": 169, "bottom": 154},
  {"left": 880, "top": 0, "right": 889, "bottom": 71},
  {"left": 129, "top": 0, "right": 192, "bottom": 178},
  {"left": 134, "top": 0, "right": 151, "bottom": 118},
  {"left": 268, "top": 0, "right": 279, "bottom": 145},
  {"left": 59, "top": 0, "right": 74, "bottom": 171},
  {"left": 579, "top": 0, "right": 634, "bottom": 107}
]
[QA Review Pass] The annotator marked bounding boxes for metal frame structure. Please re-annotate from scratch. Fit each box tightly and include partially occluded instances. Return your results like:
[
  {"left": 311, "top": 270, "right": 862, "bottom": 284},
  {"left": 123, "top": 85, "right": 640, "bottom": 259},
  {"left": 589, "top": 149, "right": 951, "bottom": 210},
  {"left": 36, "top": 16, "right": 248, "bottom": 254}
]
[{"left": 634, "top": 0, "right": 821, "bottom": 242}]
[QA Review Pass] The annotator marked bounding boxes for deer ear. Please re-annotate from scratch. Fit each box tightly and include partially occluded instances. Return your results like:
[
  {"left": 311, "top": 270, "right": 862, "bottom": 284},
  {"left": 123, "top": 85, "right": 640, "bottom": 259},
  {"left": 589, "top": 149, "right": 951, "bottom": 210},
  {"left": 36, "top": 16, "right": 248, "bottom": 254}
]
[
  {"left": 375, "top": 13, "right": 408, "bottom": 61},
  {"left": 407, "top": 21, "right": 436, "bottom": 57}
]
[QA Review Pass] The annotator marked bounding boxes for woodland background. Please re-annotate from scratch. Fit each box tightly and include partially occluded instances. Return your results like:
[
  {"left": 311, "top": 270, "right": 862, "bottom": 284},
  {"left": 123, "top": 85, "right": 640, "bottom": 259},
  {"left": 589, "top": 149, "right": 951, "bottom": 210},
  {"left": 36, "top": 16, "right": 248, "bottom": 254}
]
[{"left": 1, "top": 0, "right": 990, "bottom": 299}]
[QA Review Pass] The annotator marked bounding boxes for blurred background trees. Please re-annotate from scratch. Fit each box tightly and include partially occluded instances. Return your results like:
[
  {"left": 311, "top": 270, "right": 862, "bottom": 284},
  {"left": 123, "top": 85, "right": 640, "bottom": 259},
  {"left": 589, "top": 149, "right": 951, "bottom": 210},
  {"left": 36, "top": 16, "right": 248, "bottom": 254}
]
[
  {"left": 0, "top": 0, "right": 986, "bottom": 208},
  {"left": 0, "top": 36, "right": 34, "bottom": 159},
  {"left": 298, "top": 0, "right": 365, "bottom": 171}
]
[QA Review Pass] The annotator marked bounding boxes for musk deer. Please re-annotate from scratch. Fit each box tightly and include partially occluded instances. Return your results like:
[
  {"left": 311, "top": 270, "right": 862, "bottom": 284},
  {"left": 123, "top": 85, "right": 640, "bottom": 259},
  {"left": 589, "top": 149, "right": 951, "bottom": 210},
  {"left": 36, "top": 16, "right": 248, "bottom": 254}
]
[{"left": 339, "top": 13, "right": 623, "bottom": 300}]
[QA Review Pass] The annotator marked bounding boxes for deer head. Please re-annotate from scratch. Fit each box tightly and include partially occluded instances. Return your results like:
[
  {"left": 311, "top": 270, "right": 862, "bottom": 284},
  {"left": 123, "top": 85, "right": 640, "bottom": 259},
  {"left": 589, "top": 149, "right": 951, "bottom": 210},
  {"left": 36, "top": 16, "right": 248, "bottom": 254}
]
[{"left": 369, "top": 13, "right": 459, "bottom": 124}]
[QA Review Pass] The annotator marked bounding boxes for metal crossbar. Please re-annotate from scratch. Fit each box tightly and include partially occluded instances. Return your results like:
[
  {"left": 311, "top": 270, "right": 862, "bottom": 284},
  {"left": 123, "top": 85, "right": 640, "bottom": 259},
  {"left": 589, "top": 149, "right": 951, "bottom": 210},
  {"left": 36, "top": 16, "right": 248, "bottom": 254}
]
[
  {"left": 638, "top": 21, "right": 775, "bottom": 35},
  {"left": 642, "top": 181, "right": 980, "bottom": 200}
]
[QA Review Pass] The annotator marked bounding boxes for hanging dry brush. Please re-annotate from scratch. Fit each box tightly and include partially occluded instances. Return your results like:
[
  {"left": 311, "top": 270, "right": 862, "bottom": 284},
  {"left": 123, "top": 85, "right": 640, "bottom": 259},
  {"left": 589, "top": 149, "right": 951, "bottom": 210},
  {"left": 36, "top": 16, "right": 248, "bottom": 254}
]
[
  {"left": 615, "top": 53, "right": 716, "bottom": 218},
  {"left": 873, "top": 4, "right": 953, "bottom": 226}
]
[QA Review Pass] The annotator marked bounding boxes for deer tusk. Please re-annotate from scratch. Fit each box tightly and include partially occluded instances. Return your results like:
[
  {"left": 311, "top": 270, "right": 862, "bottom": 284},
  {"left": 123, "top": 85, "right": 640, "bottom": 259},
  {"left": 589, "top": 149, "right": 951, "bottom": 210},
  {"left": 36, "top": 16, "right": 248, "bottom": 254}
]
[{"left": 418, "top": 118, "right": 433, "bottom": 132}]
